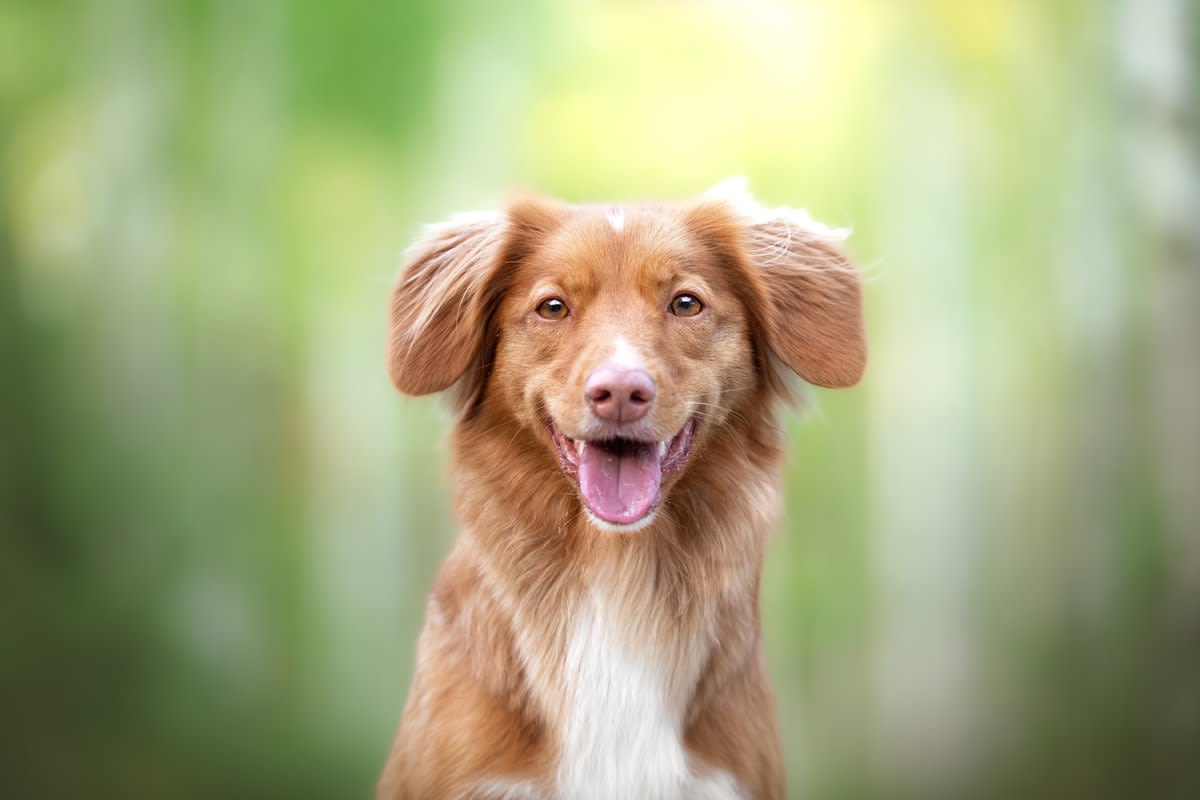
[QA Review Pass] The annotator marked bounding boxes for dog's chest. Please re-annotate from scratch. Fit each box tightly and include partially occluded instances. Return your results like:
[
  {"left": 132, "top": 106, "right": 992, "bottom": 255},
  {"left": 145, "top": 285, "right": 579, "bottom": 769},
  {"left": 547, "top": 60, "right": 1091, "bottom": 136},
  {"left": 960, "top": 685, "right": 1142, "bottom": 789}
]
[{"left": 551, "top": 586, "right": 743, "bottom": 800}]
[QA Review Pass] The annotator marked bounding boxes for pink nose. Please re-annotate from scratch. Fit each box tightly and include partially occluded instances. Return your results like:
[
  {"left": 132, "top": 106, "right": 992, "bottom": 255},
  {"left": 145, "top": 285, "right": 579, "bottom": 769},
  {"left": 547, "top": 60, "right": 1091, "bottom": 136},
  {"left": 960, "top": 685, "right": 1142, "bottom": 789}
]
[{"left": 585, "top": 366, "right": 655, "bottom": 423}]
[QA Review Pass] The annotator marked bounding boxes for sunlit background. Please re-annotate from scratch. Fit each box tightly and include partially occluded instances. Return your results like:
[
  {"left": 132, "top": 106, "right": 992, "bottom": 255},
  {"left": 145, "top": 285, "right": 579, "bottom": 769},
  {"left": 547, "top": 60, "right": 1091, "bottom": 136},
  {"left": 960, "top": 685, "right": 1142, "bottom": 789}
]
[{"left": 2, "top": 0, "right": 1197, "bottom": 797}]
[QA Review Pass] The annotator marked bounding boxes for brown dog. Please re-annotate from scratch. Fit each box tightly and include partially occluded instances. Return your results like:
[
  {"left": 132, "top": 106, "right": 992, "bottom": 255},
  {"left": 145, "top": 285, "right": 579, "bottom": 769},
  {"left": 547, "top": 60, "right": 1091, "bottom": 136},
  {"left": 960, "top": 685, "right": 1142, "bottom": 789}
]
[{"left": 379, "top": 178, "right": 866, "bottom": 799}]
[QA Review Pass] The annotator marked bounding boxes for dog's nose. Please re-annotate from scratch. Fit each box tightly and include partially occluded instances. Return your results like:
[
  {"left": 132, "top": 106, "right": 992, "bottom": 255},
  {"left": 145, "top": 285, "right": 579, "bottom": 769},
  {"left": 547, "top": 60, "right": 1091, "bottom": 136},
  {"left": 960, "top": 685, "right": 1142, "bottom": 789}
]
[{"left": 585, "top": 366, "right": 655, "bottom": 423}]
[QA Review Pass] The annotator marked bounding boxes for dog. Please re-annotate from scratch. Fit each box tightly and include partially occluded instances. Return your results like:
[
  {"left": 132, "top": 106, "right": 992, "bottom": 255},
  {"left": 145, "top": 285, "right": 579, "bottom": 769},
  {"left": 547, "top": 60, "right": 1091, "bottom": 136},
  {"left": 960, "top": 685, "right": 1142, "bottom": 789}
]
[{"left": 378, "top": 178, "right": 866, "bottom": 799}]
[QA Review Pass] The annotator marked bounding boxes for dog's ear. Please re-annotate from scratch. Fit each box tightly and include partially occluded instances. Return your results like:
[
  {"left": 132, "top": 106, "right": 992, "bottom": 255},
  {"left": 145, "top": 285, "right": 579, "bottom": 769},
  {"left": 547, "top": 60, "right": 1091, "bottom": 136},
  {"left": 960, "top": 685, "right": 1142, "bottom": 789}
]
[
  {"left": 388, "top": 211, "right": 508, "bottom": 397},
  {"left": 690, "top": 178, "right": 866, "bottom": 389},
  {"left": 389, "top": 197, "right": 569, "bottom": 409},
  {"left": 742, "top": 216, "right": 866, "bottom": 388}
]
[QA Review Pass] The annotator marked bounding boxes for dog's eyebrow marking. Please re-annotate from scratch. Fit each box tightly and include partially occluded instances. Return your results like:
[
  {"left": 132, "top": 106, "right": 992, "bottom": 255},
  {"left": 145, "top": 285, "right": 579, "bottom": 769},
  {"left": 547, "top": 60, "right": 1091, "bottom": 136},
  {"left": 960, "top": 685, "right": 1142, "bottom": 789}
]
[{"left": 605, "top": 207, "right": 624, "bottom": 234}]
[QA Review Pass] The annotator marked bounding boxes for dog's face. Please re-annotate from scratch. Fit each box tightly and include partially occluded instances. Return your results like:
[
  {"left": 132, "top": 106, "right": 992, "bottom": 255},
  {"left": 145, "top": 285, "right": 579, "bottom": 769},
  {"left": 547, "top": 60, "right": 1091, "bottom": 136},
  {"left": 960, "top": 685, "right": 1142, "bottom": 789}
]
[
  {"left": 490, "top": 206, "right": 759, "bottom": 530},
  {"left": 388, "top": 179, "right": 866, "bottom": 531}
]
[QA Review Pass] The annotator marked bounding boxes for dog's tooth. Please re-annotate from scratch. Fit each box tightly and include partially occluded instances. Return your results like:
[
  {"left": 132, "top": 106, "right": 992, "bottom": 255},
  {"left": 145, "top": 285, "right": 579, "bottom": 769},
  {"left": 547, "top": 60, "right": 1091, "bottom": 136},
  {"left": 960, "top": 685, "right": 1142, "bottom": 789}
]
[
  {"left": 658, "top": 441, "right": 668, "bottom": 457},
  {"left": 576, "top": 440, "right": 586, "bottom": 456}
]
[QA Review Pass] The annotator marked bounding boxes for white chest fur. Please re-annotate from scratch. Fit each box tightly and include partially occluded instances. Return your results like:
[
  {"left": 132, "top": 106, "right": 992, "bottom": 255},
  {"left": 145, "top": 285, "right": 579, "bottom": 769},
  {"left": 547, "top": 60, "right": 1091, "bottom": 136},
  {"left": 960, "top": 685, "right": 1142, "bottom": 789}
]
[{"left": 553, "top": 585, "right": 743, "bottom": 800}]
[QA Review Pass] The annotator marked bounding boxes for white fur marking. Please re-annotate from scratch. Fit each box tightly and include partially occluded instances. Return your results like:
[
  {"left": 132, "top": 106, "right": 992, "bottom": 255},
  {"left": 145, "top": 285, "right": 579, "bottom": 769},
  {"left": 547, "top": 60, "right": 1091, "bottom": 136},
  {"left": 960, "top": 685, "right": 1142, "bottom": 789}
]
[
  {"left": 609, "top": 337, "right": 645, "bottom": 370},
  {"left": 605, "top": 206, "right": 625, "bottom": 233},
  {"left": 583, "top": 506, "right": 658, "bottom": 534},
  {"left": 556, "top": 587, "right": 744, "bottom": 799}
]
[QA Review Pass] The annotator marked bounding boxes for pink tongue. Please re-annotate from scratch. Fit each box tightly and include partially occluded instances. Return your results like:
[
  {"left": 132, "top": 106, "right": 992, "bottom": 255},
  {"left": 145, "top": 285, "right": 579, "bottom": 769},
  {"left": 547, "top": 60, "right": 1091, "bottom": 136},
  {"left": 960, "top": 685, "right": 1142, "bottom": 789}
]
[{"left": 578, "top": 440, "right": 662, "bottom": 525}]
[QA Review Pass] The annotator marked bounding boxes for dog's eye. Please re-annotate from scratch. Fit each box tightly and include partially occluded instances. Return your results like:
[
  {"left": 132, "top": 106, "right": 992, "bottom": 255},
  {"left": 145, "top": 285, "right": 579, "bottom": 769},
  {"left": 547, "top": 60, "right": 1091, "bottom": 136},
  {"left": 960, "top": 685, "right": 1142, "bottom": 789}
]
[
  {"left": 536, "top": 297, "right": 569, "bottom": 320},
  {"left": 669, "top": 293, "right": 703, "bottom": 317}
]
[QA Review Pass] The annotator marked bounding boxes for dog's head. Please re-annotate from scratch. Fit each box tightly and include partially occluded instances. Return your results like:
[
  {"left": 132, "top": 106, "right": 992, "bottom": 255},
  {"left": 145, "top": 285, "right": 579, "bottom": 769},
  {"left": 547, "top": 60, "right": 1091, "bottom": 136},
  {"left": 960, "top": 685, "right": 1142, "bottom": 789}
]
[{"left": 388, "top": 179, "right": 865, "bottom": 532}]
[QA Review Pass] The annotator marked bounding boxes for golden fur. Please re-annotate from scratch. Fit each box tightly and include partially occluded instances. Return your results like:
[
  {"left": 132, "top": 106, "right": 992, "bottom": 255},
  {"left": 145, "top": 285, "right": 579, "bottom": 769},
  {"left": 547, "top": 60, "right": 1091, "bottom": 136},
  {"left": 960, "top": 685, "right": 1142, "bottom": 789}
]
[{"left": 379, "top": 180, "right": 865, "bottom": 799}]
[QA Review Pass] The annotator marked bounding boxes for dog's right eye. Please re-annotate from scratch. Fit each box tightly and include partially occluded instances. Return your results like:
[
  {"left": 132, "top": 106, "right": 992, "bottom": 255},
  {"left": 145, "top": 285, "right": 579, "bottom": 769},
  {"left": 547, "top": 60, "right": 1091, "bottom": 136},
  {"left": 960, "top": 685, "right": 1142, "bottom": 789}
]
[{"left": 536, "top": 298, "right": 569, "bottom": 320}]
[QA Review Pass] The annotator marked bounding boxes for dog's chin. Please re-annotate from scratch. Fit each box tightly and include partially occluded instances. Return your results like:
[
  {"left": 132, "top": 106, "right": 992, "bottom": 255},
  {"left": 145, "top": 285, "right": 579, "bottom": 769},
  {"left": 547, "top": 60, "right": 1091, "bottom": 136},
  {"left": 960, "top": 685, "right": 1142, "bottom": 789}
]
[
  {"left": 583, "top": 507, "right": 660, "bottom": 534},
  {"left": 548, "top": 416, "right": 699, "bottom": 531}
]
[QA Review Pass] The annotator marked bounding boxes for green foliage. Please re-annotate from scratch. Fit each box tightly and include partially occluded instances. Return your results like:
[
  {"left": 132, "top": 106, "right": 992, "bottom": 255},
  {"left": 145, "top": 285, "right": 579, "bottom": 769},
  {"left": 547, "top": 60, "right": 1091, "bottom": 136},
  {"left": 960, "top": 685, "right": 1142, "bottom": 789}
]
[{"left": 1, "top": 1, "right": 1196, "bottom": 797}]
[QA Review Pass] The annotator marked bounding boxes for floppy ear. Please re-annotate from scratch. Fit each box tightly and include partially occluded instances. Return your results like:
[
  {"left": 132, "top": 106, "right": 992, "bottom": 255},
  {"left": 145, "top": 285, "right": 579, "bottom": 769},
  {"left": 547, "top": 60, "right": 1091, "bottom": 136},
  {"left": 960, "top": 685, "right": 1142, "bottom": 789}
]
[
  {"left": 743, "top": 216, "right": 866, "bottom": 388},
  {"left": 698, "top": 178, "right": 867, "bottom": 389},
  {"left": 388, "top": 211, "right": 508, "bottom": 397}
]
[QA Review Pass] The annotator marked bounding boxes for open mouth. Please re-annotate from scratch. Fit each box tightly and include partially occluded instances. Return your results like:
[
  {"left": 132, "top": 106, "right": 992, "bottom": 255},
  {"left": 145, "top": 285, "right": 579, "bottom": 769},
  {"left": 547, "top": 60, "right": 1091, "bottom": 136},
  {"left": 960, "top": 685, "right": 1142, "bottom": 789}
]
[{"left": 548, "top": 416, "right": 699, "bottom": 528}]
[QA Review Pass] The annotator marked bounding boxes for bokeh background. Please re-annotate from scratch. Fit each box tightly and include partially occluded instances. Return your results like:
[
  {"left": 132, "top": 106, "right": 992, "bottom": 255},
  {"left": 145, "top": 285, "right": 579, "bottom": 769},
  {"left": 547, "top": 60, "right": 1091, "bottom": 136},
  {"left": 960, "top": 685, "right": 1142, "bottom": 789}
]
[{"left": 2, "top": 0, "right": 1198, "bottom": 797}]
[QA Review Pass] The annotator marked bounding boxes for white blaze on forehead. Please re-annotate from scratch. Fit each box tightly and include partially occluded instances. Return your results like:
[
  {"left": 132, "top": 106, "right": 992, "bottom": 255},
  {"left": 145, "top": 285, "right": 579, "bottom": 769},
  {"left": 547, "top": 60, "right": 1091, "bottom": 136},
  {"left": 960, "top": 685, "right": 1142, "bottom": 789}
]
[
  {"left": 605, "top": 207, "right": 625, "bottom": 233},
  {"left": 609, "top": 337, "right": 645, "bottom": 369}
]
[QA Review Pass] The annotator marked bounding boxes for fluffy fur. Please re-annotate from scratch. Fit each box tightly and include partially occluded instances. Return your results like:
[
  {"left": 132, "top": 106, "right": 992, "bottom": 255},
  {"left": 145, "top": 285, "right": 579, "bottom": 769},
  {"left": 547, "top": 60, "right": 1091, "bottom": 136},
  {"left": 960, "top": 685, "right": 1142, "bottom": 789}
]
[{"left": 378, "top": 180, "right": 866, "bottom": 799}]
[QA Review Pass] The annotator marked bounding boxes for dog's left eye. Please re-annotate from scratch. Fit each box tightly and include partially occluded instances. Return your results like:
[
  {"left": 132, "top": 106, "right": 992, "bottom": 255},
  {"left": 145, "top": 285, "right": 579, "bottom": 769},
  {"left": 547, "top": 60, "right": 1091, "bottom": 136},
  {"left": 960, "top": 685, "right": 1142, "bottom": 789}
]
[
  {"left": 536, "top": 297, "right": 570, "bottom": 320},
  {"left": 669, "top": 293, "right": 703, "bottom": 317}
]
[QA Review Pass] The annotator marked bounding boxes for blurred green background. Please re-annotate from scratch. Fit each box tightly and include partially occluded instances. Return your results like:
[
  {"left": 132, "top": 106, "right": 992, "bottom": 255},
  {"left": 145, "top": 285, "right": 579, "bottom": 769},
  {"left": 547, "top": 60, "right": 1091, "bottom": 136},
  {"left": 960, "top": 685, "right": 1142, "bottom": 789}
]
[{"left": 2, "top": 0, "right": 1197, "bottom": 797}]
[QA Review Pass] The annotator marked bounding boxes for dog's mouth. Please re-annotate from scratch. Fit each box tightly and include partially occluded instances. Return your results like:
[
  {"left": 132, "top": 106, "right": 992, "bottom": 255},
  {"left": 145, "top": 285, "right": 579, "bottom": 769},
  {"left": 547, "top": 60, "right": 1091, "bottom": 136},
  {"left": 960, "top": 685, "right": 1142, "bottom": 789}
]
[{"left": 548, "top": 416, "right": 699, "bottom": 528}]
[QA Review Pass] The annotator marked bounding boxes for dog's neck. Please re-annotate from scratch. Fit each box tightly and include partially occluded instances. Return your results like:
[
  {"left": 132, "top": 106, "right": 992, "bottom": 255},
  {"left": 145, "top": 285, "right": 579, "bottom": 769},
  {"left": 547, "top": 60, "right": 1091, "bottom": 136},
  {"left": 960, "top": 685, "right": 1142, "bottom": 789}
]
[
  {"left": 453, "top": 401, "right": 784, "bottom": 588},
  {"left": 446, "top": 400, "right": 787, "bottom": 646},
  {"left": 439, "top": 404, "right": 785, "bottom": 797}
]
